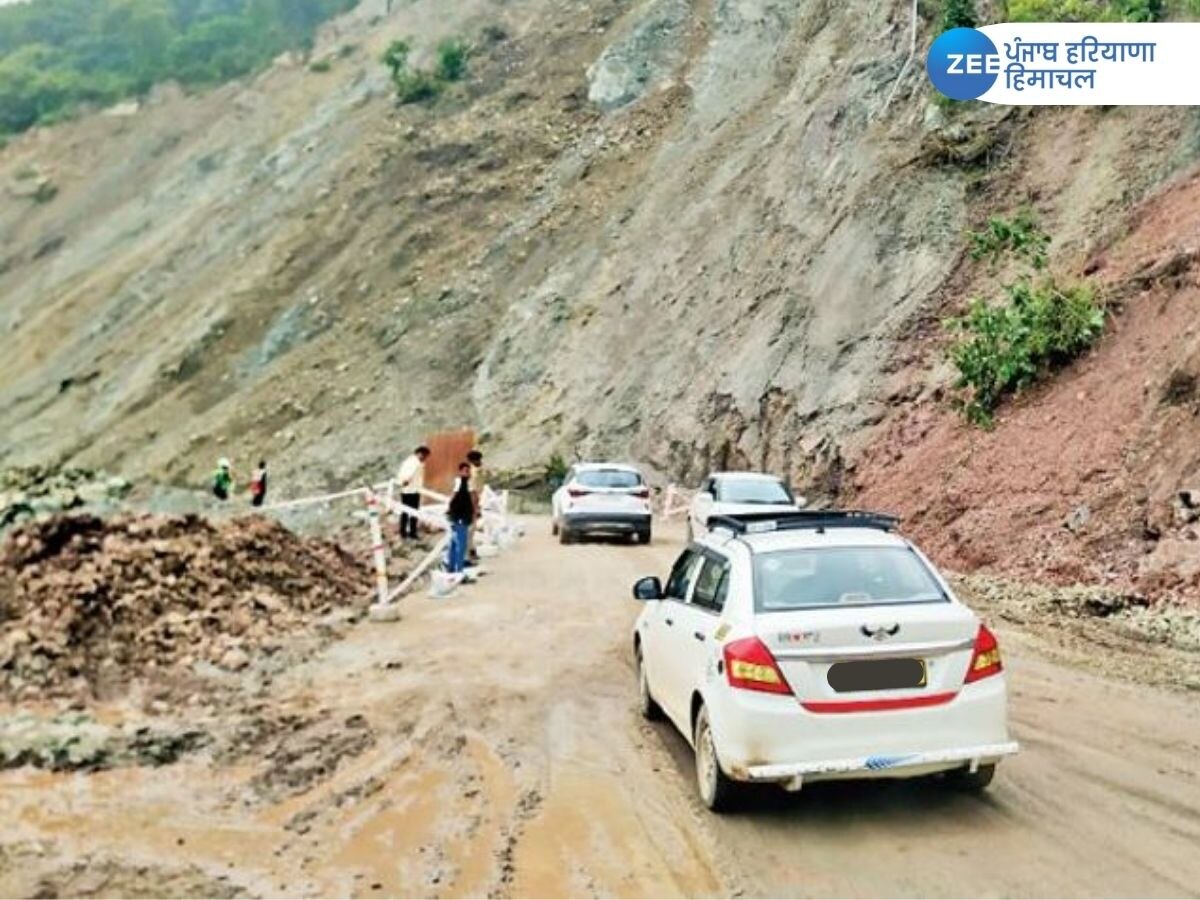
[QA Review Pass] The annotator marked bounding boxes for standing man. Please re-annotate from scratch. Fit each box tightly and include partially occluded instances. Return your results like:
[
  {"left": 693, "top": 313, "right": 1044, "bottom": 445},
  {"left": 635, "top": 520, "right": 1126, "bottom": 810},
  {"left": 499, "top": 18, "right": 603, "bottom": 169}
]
[
  {"left": 395, "top": 445, "right": 430, "bottom": 540},
  {"left": 446, "top": 461, "right": 475, "bottom": 574},
  {"left": 249, "top": 460, "right": 269, "bottom": 508},
  {"left": 466, "top": 449, "right": 485, "bottom": 561}
]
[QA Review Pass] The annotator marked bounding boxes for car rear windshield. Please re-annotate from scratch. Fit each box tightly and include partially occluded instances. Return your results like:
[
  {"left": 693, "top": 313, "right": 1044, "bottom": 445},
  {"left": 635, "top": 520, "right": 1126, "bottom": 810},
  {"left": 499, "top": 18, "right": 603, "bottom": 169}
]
[
  {"left": 716, "top": 479, "right": 792, "bottom": 504},
  {"left": 576, "top": 469, "right": 642, "bottom": 489},
  {"left": 754, "top": 547, "right": 946, "bottom": 610}
]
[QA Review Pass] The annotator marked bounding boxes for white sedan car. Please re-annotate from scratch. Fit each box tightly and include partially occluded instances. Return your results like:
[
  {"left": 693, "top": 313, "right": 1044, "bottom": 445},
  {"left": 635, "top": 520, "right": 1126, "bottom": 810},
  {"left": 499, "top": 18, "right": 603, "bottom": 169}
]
[
  {"left": 551, "top": 462, "right": 652, "bottom": 544},
  {"left": 688, "top": 472, "right": 802, "bottom": 541},
  {"left": 632, "top": 510, "right": 1017, "bottom": 811}
]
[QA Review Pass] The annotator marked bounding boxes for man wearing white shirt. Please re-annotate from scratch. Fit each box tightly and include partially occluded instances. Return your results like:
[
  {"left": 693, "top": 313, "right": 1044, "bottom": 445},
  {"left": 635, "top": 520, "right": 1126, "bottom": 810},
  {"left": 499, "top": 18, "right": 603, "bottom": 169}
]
[{"left": 396, "top": 445, "right": 430, "bottom": 539}]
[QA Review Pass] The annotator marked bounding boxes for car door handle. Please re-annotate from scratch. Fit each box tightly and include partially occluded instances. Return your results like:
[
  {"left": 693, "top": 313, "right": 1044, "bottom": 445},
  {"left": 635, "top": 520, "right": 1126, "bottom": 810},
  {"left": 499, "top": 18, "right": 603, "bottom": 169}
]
[
  {"left": 693, "top": 631, "right": 706, "bottom": 642},
  {"left": 664, "top": 617, "right": 674, "bottom": 626}
]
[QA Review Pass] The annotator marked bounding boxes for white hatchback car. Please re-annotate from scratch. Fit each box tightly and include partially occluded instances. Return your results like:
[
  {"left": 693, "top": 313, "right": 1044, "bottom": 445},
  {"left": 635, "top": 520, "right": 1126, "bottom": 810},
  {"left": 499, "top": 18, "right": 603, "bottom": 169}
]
[
  {"left": 688, "top": 472, "right": 802, "bottom": 541},
  {"left": 552, "top": 463, "right": 652, "bottom": 544},
  {"left": 632, "top": 510, "right": 1017, "bottom": 811}
]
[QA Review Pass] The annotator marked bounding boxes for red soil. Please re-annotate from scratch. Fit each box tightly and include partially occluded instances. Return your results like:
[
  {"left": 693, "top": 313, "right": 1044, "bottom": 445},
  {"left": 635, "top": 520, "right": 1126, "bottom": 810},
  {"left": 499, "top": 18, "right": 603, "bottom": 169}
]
[{"left": 851, "top": 168, "right": 1200, "bottom": 600}]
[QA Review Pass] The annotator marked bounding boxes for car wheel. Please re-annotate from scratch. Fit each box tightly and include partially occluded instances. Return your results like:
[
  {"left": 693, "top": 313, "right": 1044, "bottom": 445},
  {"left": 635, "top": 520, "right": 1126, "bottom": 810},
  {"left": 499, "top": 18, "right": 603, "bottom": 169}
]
[
  {"left": 559, "top": 526, "right": 573, "bottom": 545},
  {"left": 694, "top": 704, "right": 740, "bottom": 812},
  {"left": 638, "top": 528, "right": 652, "bottom": 545},
  {"left": 636, "top": 645, "right": 662, "bottom": 721},
  {"left": 946, "top": 763, "right": 996, "bottom": 792},
  {"left": 551, "top": 518, "right": 559, "bottom": 536}
]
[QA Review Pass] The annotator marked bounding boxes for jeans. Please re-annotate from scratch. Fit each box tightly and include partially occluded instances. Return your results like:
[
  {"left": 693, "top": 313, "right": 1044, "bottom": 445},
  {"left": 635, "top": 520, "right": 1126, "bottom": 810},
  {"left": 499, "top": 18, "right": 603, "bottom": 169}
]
[{"left": 447, "top": 521, "right": 469, "bottom": 573}]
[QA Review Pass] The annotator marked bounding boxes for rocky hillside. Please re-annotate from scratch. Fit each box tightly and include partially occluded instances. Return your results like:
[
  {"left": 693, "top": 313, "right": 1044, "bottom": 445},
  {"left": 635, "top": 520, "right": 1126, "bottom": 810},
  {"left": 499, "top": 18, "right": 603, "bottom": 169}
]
[{"left": 1, "top": 0, "right": 1198, "bottom": 591}]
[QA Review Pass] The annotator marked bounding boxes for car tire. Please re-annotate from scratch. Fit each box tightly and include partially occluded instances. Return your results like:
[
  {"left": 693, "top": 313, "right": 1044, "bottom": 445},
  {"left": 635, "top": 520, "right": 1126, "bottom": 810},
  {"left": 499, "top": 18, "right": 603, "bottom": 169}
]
[
  {"left": 551, "top": 518, "right": 559, "bottom": 536},
  {"left": 638, "top": 528, "right": 652, "bottom": 545},
  {"left": 635, "top": 645, "right": 662, "bottom": 721},
  {"left": 694, "top": 704, "right": 740, "bottom": 813},
  {"left": 947, "top": 763, "right": 996, "bottom": 792},
  {"left": 559, "top": 526, "right": 573, "bottom": 545}
]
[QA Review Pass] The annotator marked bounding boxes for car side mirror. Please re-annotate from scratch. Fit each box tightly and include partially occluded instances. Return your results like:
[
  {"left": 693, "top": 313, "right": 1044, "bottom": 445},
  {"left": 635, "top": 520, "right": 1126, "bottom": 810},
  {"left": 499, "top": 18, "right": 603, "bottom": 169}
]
[{"left": 632, "top": 576, "right": 663, "bottom": 601}]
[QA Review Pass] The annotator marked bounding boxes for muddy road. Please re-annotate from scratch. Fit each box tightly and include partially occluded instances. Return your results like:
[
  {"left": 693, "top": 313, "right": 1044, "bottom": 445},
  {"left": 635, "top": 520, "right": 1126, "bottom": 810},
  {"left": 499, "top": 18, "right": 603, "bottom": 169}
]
[{"left": 2, "top": 518, "right": 1199, "bottom": 898}]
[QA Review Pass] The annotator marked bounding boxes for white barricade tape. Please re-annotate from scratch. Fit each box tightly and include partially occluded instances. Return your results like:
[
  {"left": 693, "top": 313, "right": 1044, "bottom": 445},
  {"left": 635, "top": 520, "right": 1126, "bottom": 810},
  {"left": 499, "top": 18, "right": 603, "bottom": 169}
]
[
  {"left": 262, "top": 486, "right": 369, "bottom": 511},
  {"left": 660, "top": 484, "right": 693, "bottom": 520}
]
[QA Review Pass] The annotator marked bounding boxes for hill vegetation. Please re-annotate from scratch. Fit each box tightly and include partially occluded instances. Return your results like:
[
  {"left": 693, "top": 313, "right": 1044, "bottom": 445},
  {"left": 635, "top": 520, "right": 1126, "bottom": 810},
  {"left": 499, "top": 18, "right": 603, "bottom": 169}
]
[{"left": 0, "top": 0, "right": 356, "bottom": 136}]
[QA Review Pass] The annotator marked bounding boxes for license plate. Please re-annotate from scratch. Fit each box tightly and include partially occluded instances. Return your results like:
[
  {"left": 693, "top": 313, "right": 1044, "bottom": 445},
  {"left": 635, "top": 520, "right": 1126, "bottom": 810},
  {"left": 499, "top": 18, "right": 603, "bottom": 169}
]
[{"left": 827, "top": 658, "right": 927, "bottom": 693}]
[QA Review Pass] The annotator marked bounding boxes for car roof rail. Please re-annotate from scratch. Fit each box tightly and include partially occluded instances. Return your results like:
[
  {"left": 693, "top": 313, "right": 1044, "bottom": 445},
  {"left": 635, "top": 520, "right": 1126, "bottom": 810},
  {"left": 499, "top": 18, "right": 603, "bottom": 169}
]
[{"left": 707, "top": 510, "right": 900, "bottom": 535}]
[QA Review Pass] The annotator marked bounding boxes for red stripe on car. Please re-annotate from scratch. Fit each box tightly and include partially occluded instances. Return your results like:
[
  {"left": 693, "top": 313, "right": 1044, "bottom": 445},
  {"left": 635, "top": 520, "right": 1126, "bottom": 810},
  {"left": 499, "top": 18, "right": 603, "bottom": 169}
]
[{"left": 801, "top": 691, "right": 958, "bottom": 714}]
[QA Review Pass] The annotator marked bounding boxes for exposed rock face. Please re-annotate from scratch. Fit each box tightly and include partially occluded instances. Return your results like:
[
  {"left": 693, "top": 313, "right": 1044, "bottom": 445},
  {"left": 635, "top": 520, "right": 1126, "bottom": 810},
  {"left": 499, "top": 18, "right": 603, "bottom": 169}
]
[{"left": 587, "top": 0, "right": 691, "bottom": 110}]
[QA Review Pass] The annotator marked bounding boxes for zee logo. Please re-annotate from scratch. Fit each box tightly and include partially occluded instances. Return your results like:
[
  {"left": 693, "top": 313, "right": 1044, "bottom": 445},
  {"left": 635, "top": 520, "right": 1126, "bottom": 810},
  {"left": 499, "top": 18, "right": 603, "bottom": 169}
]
[
  {"left": 946, "top": 53, "right": 1001, "bottom": 75},
  {"left": 927, "top": 28, "right": 1001, "bottom": 101}
]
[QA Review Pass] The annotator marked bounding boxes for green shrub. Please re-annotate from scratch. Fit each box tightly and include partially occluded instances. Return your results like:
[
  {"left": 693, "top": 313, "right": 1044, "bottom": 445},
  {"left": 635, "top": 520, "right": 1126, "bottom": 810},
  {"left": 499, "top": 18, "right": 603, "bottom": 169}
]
[
  {"left": 32, "top": 179, "right": 58, "bottom": 203},
  {"left": 969, "top": 210, "right": 1050, "bottom": 270},
  {"left": 382, "top": 36, "right": 467, "bottom": 105},
  {"left": 948, "top": 279, "right": 1105, "bottom": 426},
  {"left": 1006, "top": 0, "right": 1163, "bottom": 20},
  {"left": 941, "top": 0, "right": 979, "bottom": 30},
  {"left": 435, "top": 38, "right": 469, "bottom": 82},
  {"left": 382, "top": 39, "right": 411, "bottom": 79},
  {"left": 394, "top": 69, "right": 441, "bottom": 104},
  {"left": 309, "top": 58, "right": 332, "bottom": 73},
  {"left": 545, "top": 453, "right": 568, "bottom": 487}
]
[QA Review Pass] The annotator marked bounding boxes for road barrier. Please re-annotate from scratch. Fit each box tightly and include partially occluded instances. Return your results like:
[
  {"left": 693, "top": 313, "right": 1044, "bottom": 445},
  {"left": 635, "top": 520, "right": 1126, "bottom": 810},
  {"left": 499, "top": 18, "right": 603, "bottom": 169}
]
[
  {"left": 261, "top": 474, "right": 520, "bottom": 619},
  {"left": 659, "top": 484, "right": 692, "bottom": 520}
]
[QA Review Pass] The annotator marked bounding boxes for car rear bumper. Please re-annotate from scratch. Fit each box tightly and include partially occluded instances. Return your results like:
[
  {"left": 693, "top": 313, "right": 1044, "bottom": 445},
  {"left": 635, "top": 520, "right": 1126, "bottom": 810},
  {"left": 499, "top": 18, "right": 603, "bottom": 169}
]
[
  {"left": 707, "top": 675, "right": 1013, "bottom": 784},
  {"left": 562, "top": 512, "right": 651, "bottom": 532},
  {"left": 742, "top": 741, "right": 1019, "bottom": 787}
]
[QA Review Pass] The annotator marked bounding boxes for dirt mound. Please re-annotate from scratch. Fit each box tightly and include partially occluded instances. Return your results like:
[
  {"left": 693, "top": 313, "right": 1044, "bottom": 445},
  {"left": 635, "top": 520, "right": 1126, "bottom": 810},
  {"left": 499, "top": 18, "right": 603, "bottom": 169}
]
[{"left": 0, "top": 514, "right": 370, "bottom": 701}]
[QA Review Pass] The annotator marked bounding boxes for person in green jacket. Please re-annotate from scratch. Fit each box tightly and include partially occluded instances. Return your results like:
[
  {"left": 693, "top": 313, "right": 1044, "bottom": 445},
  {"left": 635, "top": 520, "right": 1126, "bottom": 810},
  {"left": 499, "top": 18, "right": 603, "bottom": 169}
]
[{"left": 212, "top": 458, "right": 233, "bottom": 501}]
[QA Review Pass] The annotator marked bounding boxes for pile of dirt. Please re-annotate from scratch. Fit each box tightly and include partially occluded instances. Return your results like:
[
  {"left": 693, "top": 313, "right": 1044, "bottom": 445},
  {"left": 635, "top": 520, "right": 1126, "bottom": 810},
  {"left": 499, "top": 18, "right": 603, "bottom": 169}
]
[{"left": 0, "top": 514, "right": 370, "bottom": 701}]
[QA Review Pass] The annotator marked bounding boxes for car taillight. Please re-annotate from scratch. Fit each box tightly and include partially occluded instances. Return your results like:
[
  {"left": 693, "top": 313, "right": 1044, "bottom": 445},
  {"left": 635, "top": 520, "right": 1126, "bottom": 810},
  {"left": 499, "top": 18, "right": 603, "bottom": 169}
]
[
  {"left": 723, "top": 637, "right": 792, "bottom": 695},
  {"left": 964, "top": 624, "right": 1003, "bottom": 683},
  {"left": 568, "top": 487, "right": 591, "bottom": 498},
  {"left": 633, "top": 487, "right": 650, "bottom": 499}
]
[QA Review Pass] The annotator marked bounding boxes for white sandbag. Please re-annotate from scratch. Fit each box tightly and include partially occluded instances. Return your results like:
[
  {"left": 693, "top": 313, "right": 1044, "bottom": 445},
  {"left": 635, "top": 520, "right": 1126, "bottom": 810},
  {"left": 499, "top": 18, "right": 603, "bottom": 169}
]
[{"left": 429, "top": 570, "right": 462, "bottom": 598}]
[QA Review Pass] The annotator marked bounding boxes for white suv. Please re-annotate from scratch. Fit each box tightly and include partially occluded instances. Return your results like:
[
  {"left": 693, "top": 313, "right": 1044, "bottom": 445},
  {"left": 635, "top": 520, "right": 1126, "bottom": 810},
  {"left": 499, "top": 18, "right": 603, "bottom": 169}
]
[
  {"left": 552, "top": 463, "right": 652, "bottom": 544},
  {"left": 688, "top": 472, "right": 801, "bottom": 541},
  {"left": 632, "top": 510, "right": 1017, "bottom": 811}
]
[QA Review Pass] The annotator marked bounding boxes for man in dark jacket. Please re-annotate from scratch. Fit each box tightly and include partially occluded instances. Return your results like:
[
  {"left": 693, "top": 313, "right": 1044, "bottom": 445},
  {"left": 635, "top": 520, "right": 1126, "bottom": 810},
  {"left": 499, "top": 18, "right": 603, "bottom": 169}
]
[{"left": 446, "top": 462, "right": 474, "bottom": 574}]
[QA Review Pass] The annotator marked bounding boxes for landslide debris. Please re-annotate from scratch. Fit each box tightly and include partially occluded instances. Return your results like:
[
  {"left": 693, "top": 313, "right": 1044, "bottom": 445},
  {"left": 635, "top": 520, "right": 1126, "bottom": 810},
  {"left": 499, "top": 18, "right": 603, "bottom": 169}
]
[
  {"left": 952, "top": 574, "right": 1200, "bottom": 692},
  {"left": 0, "top": 514, "right": 370, "bottom": 701}
]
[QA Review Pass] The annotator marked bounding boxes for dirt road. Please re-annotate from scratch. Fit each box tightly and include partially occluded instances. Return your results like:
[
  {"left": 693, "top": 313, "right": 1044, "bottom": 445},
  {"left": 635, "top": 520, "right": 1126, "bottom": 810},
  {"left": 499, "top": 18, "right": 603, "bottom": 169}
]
[{"left": 2, "top": 518, "right": 1199, "bottom": 898}]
